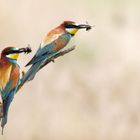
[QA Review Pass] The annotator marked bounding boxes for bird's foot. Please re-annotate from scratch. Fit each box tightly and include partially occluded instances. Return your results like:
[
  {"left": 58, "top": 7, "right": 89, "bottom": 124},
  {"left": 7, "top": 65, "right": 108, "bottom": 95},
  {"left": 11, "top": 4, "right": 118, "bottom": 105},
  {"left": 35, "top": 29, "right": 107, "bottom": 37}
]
[
  {"left": 51, "top": 59, "right": 55, "bottom": 63},
  {"left": 22, "top": 71, "right": 25, "bottom": 77}
]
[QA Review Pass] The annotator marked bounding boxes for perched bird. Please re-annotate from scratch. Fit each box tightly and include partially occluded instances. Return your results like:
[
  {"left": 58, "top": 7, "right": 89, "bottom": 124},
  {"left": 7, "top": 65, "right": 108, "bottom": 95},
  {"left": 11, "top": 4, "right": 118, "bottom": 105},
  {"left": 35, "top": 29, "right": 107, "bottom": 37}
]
[
  {"left": 0, "top": 46, "right": 31, "bottom": 134},
  {"left": 22, "top": 21, "right": 92, "bottom": 83}
]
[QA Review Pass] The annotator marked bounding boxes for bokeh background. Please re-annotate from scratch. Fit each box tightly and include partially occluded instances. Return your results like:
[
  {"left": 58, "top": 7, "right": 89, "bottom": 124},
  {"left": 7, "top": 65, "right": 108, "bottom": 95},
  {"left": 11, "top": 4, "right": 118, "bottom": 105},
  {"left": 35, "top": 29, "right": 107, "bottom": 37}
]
[{"left": 0, "top": 0, "right": 140, "bottom": 140}]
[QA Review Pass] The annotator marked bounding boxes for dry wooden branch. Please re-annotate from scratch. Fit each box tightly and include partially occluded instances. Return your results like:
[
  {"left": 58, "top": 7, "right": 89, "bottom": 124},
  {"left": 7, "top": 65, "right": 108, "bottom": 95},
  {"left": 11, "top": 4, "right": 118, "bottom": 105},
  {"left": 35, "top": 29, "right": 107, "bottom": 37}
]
[{"left": 39, "top": 45, "right": 76, "bottom": 70}]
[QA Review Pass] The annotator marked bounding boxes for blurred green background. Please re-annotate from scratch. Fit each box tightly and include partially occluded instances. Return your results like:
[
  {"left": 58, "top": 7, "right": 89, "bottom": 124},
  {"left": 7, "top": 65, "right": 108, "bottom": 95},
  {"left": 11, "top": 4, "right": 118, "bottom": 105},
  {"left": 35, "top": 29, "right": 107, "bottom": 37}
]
[{"left": 0, "top": 0, "right": 140, "bottom": 140}]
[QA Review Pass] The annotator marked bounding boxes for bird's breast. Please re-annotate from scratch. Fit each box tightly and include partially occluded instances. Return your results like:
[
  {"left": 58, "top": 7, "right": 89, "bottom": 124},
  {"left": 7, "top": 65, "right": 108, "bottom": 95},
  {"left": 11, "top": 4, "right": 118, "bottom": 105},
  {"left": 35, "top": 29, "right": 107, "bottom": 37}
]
[
  {"left": 0, "top": 61, "right": 12, "bottom": 89},
  {"left": 0, "top": 61, "right": 20, "bottom": 90}
]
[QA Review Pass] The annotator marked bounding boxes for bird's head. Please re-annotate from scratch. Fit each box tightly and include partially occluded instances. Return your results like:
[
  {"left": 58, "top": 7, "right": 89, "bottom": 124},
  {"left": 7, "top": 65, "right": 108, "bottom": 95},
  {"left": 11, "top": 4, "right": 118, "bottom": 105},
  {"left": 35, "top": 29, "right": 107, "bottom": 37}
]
[
  {"left": 62, "top": 21, "right": 92, "bottom": 36},
  {"left": 1, "top": 46, "right": 32, "bottom": 60}
]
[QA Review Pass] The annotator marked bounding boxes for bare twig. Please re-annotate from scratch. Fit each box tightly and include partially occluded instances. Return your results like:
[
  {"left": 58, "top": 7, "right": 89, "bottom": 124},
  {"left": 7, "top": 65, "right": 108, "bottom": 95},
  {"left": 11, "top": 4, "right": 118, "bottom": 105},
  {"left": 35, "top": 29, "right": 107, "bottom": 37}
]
[{"left": 39, "top": 45, "right": 76, "bottom": 70}]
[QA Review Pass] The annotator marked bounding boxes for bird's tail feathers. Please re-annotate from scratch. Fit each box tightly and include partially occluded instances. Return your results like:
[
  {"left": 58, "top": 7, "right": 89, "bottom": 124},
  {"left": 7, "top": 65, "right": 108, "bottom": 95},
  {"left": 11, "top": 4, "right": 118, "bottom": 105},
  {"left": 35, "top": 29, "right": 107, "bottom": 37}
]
[
  {"left": 21, "top": 61, "right": 43, "bottom": 85},
  {"left": 1, "top": 115, "right": 7, "bottom": 135},
  {"left": 0, "top": 93, "right": 14, "bottom": 135}
]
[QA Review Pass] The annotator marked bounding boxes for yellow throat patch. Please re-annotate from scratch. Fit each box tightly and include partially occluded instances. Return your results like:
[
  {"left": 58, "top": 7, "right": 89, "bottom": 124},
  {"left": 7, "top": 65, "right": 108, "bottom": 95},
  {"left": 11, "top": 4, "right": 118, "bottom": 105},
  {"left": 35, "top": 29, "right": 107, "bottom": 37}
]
[
  {"left": 6, "top": 53, "right": 19, "bottom": 60},
  {"left": 66, "top": 28, "right": 79, "bottom": 35}
]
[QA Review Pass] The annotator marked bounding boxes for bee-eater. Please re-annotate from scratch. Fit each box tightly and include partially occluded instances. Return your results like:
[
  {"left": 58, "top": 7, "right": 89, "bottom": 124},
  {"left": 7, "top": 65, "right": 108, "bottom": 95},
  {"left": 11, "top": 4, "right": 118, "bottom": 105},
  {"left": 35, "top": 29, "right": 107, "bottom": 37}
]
[
  {"left": 22, "top": 21, "right": 91, "bottom": 83},
  {"left": 0, "top": 46, "right": 31, "bottom": 134}
]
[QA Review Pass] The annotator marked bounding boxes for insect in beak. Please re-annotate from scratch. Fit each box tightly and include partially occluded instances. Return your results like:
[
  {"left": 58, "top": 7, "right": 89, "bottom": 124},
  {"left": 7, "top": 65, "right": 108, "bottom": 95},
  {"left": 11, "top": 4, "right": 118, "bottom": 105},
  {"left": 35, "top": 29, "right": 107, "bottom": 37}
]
[{"left": 18, "top": 45, "right": 32, "bottom": 54}]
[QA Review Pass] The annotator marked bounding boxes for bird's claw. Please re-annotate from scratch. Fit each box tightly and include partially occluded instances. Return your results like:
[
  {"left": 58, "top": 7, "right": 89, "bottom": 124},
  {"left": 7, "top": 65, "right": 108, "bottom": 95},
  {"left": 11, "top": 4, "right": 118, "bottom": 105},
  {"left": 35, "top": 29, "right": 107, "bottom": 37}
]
[
  {"left": 22, "top": 71, "right": 25, "bottom": 77},
  {"left": 51, "top": 59, "right": 55, "bottom": 63}
]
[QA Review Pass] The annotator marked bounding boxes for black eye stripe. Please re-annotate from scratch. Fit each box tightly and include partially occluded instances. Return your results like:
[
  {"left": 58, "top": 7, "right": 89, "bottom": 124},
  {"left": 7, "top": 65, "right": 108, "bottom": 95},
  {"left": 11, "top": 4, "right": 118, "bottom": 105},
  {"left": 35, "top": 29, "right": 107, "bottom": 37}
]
[
  {"left": 4, "top": 50, "right": 18, "bottom": 55},
  {"left": 65, "top": 24, "right": 79, "bottom": 28}
]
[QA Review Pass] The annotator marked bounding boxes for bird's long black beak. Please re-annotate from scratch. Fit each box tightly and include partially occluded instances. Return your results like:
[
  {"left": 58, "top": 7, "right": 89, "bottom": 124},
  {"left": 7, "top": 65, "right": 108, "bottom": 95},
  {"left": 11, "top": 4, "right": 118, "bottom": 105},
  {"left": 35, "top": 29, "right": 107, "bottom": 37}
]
[
  {"left": 3, "top": 47, "right": 32, "bottom": 55},
  {"left": 17, "top": 47, "right": 32, "bottom": 54},
  {"left": 75, "top": 24, "right": 93, "bottom": 31}
]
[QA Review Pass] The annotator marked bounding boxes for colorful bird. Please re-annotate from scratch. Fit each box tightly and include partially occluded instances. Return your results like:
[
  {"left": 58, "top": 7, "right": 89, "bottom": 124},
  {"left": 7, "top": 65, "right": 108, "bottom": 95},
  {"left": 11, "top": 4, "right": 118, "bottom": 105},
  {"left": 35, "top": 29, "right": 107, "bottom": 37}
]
[
  {"left": 0, "top": 46, "right": 31, "bottom": 134},
  {"left": 22, "top": 21, "right": 92, "bottom": 83}
]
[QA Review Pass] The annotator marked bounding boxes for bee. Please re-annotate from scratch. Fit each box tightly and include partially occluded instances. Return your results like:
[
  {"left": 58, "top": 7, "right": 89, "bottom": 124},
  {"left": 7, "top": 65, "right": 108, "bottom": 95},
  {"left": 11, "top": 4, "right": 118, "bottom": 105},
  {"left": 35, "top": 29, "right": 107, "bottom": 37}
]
[{"left": 78, "top": 21, "right": 94, "bottom": 31}]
